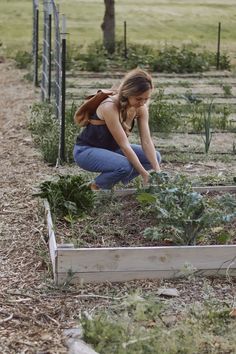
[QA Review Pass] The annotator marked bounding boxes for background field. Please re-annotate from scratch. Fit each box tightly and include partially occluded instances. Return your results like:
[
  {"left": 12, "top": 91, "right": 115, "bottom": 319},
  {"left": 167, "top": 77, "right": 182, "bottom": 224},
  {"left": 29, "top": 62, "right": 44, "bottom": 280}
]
[{"left": 0, "top": 0, "right": 236, "bottom": 65}]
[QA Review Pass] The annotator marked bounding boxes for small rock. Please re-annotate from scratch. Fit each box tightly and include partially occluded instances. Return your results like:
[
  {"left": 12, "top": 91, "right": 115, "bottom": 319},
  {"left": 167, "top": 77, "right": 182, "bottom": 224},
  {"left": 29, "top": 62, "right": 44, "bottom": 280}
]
[
  {"left": 64, "top": 326, "right": 83, "bottom": 339},
  {"left": 157, "top": 288, "right": 179, "bottom": 297}
]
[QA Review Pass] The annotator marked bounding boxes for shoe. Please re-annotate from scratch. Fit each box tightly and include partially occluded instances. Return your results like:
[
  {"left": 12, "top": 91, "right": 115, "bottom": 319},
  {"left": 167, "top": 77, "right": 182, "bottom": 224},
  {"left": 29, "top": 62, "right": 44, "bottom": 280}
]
[{"left": 89, "top": 182, "right": 100, "bottom": 191}]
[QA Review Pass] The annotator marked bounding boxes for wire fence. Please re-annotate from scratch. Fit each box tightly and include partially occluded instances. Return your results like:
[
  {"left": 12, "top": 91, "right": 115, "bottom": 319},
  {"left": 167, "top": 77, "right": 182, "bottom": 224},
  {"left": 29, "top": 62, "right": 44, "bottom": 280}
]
[{"left": 32, "top": 0, "right": 67, "bottom": 163}]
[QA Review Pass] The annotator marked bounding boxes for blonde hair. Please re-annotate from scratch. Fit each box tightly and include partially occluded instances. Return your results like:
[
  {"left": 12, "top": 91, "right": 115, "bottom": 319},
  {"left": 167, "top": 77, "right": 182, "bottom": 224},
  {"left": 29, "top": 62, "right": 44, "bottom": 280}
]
[{"left": 118, "top": 68, "right": 153, "bottom": 123}]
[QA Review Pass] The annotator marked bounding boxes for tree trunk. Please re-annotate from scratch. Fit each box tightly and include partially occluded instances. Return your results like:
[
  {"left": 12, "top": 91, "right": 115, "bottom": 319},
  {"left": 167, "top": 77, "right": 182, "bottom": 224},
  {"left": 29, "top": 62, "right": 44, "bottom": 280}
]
[{"left": 101, "top": 0, "right": 115, "bottom": 54}]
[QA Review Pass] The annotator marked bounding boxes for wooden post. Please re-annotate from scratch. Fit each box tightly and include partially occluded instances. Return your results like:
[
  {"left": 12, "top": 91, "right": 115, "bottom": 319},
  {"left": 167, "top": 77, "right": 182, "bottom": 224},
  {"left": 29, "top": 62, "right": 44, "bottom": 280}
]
[
  {"left": 124, "top": 20, "right": 127, "bottom": 59},
  {"left": 216, "top": 22, "right": 221, "bottom": 70}
]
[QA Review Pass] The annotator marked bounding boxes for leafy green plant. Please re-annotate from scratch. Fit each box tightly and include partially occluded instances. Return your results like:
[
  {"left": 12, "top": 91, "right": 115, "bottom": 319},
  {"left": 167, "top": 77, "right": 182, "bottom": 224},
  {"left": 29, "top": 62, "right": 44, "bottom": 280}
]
[
  {"left": 71, "top": 41, "right": 231, "bottom": 73},
  {"left": 29, "top": 102, "right": 59, "bottom": 164},
  {"left": 222, "top": 84, "right": 232, "bottom": 97},
  {"left": 75, "top": 41, "right": 108, "bottom": 72},
  {"left": 35, "top": 174, "right": 95, "bottom": 220},
  {"left": 213, "top": 105, "right": 231, "bottom": 131},
  {"left": 149, "top": 89, "right": 181, "bottom": 133},
  {"left": 14, "top": 50, "right": 32, "bottom": 69},
  {"left": 182, "top": 91, "right": 204, "bottom": 132},
  {"left": 29, "top": 101, "right": 79, "bottom": 164},
  {"left": 149, "top": 45, "right": 212, "bottom": 73},
  {"left": 217, "top": 52, "right": 231, "bottom": 71},
  {"left": 81, "top": 293, "right": 236, "bottom": 354},
  {"left": 137, "top": 172, "right": 236, "bottom": 245}
]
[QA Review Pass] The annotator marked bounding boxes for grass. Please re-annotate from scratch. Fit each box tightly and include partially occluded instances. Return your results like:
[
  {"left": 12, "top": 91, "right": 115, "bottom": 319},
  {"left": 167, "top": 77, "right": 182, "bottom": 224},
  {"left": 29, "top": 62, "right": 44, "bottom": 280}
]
[
  {"left": 81, "top": 291, "right": 236, "bottom": 354},
  {"left": 0, "top": 0, "right": 236, "bottom": 64}
]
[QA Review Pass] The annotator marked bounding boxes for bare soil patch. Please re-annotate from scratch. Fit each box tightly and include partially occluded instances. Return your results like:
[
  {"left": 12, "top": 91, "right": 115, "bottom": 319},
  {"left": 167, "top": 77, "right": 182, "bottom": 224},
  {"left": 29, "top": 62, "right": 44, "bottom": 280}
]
[{"left": 0, "top": 61, "right": 235, "bottom": 353}]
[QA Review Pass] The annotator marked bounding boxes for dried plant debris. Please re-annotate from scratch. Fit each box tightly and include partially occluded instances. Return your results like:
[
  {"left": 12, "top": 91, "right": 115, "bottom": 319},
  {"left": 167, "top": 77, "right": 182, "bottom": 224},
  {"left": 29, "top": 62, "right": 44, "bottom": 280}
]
[{"left": 1, "top": 61, "right": 236, "bottom": 353}]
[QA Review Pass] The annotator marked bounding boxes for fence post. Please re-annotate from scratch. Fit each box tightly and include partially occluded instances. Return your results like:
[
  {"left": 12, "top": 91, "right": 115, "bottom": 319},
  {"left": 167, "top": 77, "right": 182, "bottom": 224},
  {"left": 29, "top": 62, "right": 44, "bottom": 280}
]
[
  {"left": 33, "top": 0, "right": 39, "bottom": 87},
  {"left": 124, "top": 20, "right": 127, "bottom": 59},
  {"left": 216, "top": 22, "right": 221, "bottom": 70},
  {"left": 48, "top": 2, "right": 52, "bottom": 101},
  {"left": 59, "top": 14, "right": 67, "bottom": 163}
]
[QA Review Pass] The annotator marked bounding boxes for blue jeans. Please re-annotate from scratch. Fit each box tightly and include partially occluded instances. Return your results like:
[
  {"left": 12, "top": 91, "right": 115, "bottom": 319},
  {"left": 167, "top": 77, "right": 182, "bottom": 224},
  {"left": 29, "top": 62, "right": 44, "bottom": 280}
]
[{"left": 73, "top": 144, "right": 161, "bottom": 189}]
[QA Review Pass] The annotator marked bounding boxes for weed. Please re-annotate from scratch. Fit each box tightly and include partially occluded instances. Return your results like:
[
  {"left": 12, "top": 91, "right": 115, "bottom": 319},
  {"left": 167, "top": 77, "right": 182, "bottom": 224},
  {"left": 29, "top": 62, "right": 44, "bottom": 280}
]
[
  {"left": 14, "top": 50, "right": 32, "bottom": 69},
  {"left": 202, "top": 100, "right": 214, "bottom": 154},
  {"left": 81, "top": 292, "right": 236, "bottom": 354},
  {"left": 29, "top": 101, "right": 79, "bottom": 164},
  {"left": 222, "top": 84, "right": 233, "bottom": 97}
]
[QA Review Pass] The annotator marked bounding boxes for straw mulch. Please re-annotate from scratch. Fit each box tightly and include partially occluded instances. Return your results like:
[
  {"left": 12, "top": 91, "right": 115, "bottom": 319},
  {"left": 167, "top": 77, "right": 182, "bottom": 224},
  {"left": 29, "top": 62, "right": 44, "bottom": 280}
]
[{"left": 0, "top": 61, "right": 235, "bottom": 354}]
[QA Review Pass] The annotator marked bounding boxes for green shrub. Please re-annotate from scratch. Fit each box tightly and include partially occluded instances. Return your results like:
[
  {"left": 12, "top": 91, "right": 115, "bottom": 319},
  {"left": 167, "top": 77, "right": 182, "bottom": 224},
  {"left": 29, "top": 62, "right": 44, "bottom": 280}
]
[
  {"left": 149, "top": 89, "right": 181, "bottom": 133},
  {"left": 14, "top": 50, "right": 32, "bottom": 69},
  {"left": 75, "top": 42, "right": 108, "bottom": 72},
  {"left": 29, "top": 101, "right": 79, "bottom": 164},
  {"left": 29, "top": 102, "right": 59, "bottom": 164},
  {"left": 217, "top": 52, "right": 231, "bottom": 70},
  {"left": 150, "top": 45, "right": 212, "bottom": 73},
  {"left": 115, "top": 41, "right": 155, "bottom": 70},
  {"left": 72, "top": 41, "right": 231, "bottom": 73}
]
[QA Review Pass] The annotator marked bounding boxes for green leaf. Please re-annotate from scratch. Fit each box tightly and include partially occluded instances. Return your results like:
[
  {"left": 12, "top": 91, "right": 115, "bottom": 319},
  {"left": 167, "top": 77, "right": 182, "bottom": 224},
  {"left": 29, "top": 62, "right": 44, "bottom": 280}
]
[
  {"left": 136, "top": 192, "right": 156, "bottom": 204},
  {"left": 216, "top": 233, "right": 231, "bottom": 245}
]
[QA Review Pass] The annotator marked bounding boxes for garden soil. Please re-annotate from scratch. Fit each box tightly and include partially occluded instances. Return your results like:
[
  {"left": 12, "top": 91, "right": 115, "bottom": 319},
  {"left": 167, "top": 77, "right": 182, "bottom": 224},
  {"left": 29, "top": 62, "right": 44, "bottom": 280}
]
[{"left": 0, "top": 61, "right": 235, "bottom": 354}]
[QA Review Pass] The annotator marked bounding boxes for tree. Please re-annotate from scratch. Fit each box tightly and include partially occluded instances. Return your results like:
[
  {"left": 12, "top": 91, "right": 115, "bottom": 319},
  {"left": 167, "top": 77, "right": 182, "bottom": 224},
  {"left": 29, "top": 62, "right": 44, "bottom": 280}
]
[{"left": 101, "top": 0, "right": 115, "bottom": 54}]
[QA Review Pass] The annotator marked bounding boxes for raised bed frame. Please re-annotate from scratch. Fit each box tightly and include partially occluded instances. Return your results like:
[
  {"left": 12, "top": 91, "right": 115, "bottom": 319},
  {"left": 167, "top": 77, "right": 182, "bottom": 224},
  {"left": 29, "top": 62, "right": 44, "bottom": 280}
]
[{"left": 45, "top": 185, "right": 236, "bottom": 284}]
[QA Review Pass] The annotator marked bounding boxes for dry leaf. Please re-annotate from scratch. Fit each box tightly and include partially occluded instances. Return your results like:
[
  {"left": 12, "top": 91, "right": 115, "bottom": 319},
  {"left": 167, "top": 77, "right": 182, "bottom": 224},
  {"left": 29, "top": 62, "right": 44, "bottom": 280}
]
[{"left": 229, "top": 308, "right": 236, "bottom": 317}]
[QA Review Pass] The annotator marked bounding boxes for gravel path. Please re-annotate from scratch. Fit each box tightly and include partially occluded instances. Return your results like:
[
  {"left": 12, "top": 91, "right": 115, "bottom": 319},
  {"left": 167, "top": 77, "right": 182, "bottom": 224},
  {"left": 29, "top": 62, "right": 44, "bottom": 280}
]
[{"left": 0, "top": 61, "right": 235, "bottom": 354}]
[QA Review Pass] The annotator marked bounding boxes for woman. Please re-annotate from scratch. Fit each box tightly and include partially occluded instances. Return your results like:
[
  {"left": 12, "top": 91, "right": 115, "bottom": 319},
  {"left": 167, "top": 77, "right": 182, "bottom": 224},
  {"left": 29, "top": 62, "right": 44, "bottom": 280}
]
[{"left": 73, "top": 68, "right": 161, "bottom": 190}]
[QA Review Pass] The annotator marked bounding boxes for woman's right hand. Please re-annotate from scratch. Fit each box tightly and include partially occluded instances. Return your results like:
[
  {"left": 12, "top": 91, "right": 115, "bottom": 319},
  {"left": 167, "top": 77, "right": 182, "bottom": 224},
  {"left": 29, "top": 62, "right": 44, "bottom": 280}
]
[{"left": 141, "top": 171, "right": 150, "bottom": 186}]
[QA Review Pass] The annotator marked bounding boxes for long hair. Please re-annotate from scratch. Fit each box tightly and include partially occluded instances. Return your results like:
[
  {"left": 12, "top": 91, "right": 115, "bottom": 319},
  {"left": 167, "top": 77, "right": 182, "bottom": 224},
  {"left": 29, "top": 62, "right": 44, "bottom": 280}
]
[{"left": 118, "top": 68, "right": 153, "bottom": 123}]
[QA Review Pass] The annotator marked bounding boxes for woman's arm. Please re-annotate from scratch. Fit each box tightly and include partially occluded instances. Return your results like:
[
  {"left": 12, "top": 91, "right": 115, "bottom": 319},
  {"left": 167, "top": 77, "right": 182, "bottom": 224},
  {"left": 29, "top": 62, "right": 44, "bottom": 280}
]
[
  {"left": 99, "top": 102, "right": 150, "bottom": 183},
  {"left": 137, "top": 105, "right": 161, "bottom": 172}
]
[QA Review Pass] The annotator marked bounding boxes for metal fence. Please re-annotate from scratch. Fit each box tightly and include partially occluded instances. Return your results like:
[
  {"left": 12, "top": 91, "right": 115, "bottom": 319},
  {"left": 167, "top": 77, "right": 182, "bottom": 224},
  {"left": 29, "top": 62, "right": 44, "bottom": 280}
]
[
  {"left": 32, "top": 0, "right": 67, "bottom": 163},
  {"left": 32, "top": 0, "right": 39, "bottom": 86}
]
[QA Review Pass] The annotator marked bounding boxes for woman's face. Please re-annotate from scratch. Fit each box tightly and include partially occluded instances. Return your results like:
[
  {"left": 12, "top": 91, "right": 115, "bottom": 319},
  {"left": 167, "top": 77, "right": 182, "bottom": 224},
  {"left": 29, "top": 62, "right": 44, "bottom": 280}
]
[{"left": 128, "top": 89, "right": 152, "bottom": 108}]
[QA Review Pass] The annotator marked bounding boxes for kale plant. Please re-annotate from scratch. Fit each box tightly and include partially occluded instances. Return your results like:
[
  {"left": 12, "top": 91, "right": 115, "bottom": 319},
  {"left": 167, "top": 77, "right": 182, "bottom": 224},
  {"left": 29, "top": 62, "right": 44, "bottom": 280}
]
[{"left": 137, "top": 172, "right": 236, "bottom": 245}]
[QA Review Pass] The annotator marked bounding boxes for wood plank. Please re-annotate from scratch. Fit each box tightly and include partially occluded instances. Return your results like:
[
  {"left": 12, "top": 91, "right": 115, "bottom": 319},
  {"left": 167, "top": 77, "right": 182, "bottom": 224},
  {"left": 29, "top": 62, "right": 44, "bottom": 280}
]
[
  {"left": 113, "top": 185, "right": 236, "bottom": 197},
  {"left": 44, "top": 199, "right": 57, "bottom": 277},
  {"left": 57, "top": 245, "right": 236, "bottom": 273},
  {"left": 57, "top": 268, "right": 236, "bottom": 284},
  {"left": 193, "top": 185, "right": 236, "bottom": 193}
]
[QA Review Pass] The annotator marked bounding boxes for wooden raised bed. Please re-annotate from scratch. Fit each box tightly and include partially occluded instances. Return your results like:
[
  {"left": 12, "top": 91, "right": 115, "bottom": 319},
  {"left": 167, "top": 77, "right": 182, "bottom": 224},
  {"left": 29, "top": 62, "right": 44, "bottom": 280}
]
[{"left": 45, "top": 185, "right": 236, "bottom": 284}]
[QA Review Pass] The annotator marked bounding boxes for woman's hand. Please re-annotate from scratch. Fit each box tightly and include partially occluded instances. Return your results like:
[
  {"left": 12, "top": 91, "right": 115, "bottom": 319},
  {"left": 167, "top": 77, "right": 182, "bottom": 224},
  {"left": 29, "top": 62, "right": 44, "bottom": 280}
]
[{"left": 141, "top": 171, "right": 150, "bottom": 186}]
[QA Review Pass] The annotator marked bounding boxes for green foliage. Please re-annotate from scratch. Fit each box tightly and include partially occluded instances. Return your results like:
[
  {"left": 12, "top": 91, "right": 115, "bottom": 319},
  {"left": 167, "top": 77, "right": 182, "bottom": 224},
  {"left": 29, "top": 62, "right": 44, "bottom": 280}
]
[
  {"left": 202, "top": 100, "right": 214, "bottom": 154},
  {"left": 115, "top": 41, "right": 155, "bottom": 70},
  {"left": 73, "top": 41, "right": 231, "bottom": 73},
  {"left": 29, "top": 101, "right": 79, "bottom": 164},
  {"left": 136, "top": 172, "right": 236, "bottom": 245},
  {"left": 81, "top": 293, "right": 236, "bottom": 354},
  {"left": 14, "top": 50, "right": 32, "bottom": 69},
  {"left": 75, "top": 42, "right": 108, "bottom": 72},
  {"left": 217, "top": 52, "right": 231, "bottom": 71},
  {"left": 149, "top": 45, "right": 212, "bottom": 73},
  {"left": 35, "top": 174, "right": 95, "bottom": 219},
  {"left": 64, "top": 101, "right": 79, "bottom": 162},
  {"left": 149, "top": 89, "right": 181, "bottom": 133},
  {"left": 222, "top": 84, "right": 233, "bottom": 97},
  {"left": 29, "top": 102, "right": 59, "bottom": 164},
  {"left": 213, "top": 105, "right": 231, "bottom": 131}
]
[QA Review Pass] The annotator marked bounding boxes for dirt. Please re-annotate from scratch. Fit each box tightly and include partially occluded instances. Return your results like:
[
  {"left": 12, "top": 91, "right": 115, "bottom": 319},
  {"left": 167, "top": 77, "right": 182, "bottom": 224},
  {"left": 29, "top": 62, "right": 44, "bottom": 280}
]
[
  {"left": 55, "top": 192, "right": 236, "bottom": 248},
  {"left": 0, "top": 61, "right": 235, "bottom": 354}
]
